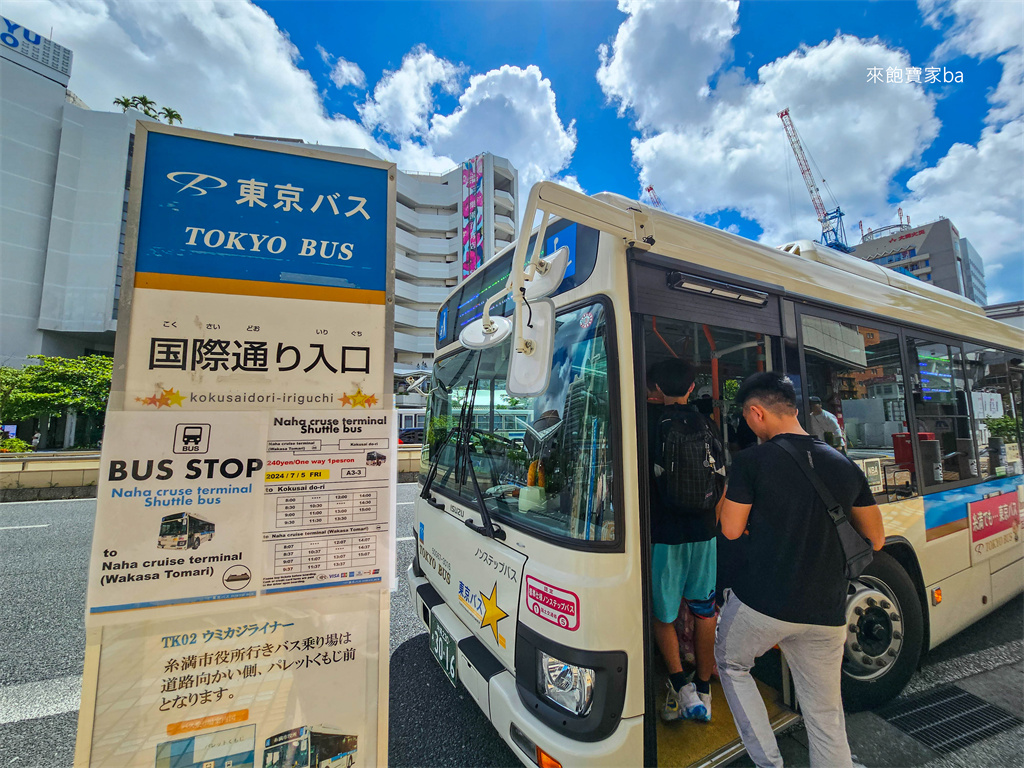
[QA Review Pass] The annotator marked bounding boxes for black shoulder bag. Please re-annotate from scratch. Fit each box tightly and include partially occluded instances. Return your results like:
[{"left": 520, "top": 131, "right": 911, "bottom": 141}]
[{"left": 775, "top": 437, "right": 874, "bottom": 579}]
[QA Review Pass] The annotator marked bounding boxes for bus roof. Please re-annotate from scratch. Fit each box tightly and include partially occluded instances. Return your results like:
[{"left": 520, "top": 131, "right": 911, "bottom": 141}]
[{"left": 444, "top": 184, "right": 1021, "bottom": 353}]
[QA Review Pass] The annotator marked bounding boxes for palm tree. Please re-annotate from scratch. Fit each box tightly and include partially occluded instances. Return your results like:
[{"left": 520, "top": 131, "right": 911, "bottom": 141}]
[
  {"left": 112, "top": 96, "right": 133, "bottom": 112},
  {"left": 158, "top": 107, "right": 182, "bottom": 126},
  {"left": 131, "top": 95, "right": 158, "bottom": 118}
]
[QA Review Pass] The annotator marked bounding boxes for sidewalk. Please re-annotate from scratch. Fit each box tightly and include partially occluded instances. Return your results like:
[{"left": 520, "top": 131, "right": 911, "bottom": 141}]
[{"left": 727, "top": 641, "right": 1023, "bottom": 767}]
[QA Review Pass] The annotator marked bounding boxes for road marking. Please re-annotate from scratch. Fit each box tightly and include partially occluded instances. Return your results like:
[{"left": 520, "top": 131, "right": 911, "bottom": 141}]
[
  {"left": 0, "top": 675, "right": 82, "bottom": 724},
  {"left": 396, "top": 536, "right": 415, "bottom": 542},
  {"left": 0, "top": 497, "right": 96, "bottom": 505},
  {"left": 397, "top": 501, "right": 415, "bottom": 506},
  {"left": 0, "top": 524, "right": 50, "bottom": 530}
]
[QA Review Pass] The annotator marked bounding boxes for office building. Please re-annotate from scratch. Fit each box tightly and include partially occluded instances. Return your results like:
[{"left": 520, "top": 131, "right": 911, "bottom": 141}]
[
  {"left": 853, "top": 216, "right": 988, "bottom": 305},
  {"left": 1, "top": 16, "right": 138, "bottom": 368},
  {"left": 1, "top": 15, "right": 519, "bottom": 387},
  {"left": 959, "top": 237, "right": 987, "bottom": 306}
]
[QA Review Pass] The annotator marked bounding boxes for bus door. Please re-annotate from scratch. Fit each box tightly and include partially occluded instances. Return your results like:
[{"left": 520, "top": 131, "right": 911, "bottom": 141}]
[{"left": 629, "top": 259, "right": 799, "bottom": 766}]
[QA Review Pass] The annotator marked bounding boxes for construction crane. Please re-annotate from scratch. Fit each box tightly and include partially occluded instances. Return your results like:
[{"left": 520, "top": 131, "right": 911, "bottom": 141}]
[
  {"left": 777, "top": 107, "right": 852, "bottom": 253},
  {"left": 644, "top": 185, "right": 664, "bottom": 209}
]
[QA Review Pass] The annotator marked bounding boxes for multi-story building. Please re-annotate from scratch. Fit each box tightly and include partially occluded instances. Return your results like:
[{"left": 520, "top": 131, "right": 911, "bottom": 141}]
[
  {"left": 1, "top": 15, "right": 519, "bottom": 391},
  {"left": 985, "top": 301, "right": 1024, "bottom": 332},
  {"left": 393, "top": 154, "right": 518, "bottom": 379},
  {"left": 959, "top": 237, "right": 987, "bottom": 306},
  {"left": 1, "top": 17, "right": 139, "bottom": 368},
  {"left": 852, "top": 216, "right": 988, "bottom": 305}
]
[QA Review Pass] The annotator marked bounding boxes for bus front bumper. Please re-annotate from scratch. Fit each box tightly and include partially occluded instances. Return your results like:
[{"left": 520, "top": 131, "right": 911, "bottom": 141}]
[{"left": 406, "top": 563, "right": 643, "bottom": 768}]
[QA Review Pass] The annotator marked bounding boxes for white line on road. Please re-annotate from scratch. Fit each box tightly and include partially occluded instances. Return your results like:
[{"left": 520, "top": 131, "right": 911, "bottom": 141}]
[
  {"left": 0, "top": 524, "right": 50, "bottom": 530},
  {"left": 396, "top": 536, "right": 414, "bottom": 541},
  {"left": 397, "top": 501, "right": 415, "bottom": 506},
  {"left": 0, "top": 675, "right": 82, "bottom": 724},
  {"left": 0, "top": 496, "right": 96, "bottom": 505}
]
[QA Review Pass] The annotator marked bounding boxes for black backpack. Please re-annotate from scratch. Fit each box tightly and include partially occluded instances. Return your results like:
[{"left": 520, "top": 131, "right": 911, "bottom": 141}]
[{"left": 653, "top": 408, "right": 722, "bottom": 513}]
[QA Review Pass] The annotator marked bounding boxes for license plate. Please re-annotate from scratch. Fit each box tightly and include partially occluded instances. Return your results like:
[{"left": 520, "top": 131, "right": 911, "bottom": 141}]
[{"left": 429, "top": 612, "right": 458, "bottom": 687}]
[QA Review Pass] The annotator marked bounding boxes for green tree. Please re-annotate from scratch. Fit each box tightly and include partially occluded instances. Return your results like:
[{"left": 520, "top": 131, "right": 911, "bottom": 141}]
[
  {"left": 158, "top": 107, "right": 182, "bottom": 125},
  {"left": 3, "top": 355, "right": 113, "bottom": 422},
  {"left": 986, "top": 415, "right": 1022, "bottom": 444},
  {"left": 112, "top": 95, "right": 134, "bottom": 112},
  {"left": 0, "top": 365, "right": 26, "bottom": 425},
  {"left": 131, "top": 95, "right": 158, "bottom": 118}
]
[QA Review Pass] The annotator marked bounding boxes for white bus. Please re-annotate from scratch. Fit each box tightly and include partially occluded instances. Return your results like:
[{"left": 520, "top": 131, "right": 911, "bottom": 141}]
[
  {"left": 158, "top": 512, "right": 215, "bottom": 550},
  {"left": 262, "top": 726, "right": 357, "bottom": 768},
  {"left": 407, "top": 183, "right": 1023, "bottom": 767}
]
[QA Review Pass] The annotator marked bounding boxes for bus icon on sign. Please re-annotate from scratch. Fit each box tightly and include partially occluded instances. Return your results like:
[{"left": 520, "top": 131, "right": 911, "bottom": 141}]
[{"left": 173, "top": 423, "right": 211, "bottom": 454}]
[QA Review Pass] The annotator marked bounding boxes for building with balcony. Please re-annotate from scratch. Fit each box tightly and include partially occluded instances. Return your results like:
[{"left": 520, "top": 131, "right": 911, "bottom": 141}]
[{"left": 393, "top": 154, "right": 518, "bottom": 377}]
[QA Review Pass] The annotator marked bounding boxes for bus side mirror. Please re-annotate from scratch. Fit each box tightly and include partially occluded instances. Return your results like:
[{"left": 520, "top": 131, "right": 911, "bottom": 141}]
[
  {"left": 507, "top": 298, "right": 556, "bottom": 397},
  {"left": 524, "top": 245, "right": 570, "bottom": 300}
]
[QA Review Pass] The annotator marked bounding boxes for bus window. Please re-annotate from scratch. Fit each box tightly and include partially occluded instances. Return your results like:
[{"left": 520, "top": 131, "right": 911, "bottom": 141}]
[
  {"left": 425, "top": 301, "right": 615, "bottom": 543},
  {"left": 908, "top": 338, "right": 975, "bottom": 487},
  {"left": 963, "top": 345, "right": 1023, "bottom": 478},
  {"left": 801, "top": 317, "right": 915, "bottom": 501}
]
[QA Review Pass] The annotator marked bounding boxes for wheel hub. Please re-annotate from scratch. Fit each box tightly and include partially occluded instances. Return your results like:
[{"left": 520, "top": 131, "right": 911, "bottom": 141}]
[{"left": 843, "top": 580, "right": 903, "bottom": 679}]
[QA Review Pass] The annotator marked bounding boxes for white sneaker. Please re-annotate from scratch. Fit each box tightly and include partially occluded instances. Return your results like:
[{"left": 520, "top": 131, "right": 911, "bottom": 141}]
[
  {"left": 696, "top": 689, "right": 712, "bottom": 722},
  {"left": 661, "top": 680, "right": 683, "bottom": 721},
  {"left": 678, "top": 682, "right": 710, "bottom": 722}
]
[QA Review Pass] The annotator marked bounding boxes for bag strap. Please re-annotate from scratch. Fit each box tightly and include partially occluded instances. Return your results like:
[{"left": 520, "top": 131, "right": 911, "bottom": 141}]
[{"left": 773, "top": 437, "right": 847, "bottom": 527}]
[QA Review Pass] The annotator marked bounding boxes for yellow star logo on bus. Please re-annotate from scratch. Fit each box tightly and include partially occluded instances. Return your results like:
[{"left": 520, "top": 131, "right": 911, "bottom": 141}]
[{"left": 479, "top": 583, "right": 508, "bottom": 644}]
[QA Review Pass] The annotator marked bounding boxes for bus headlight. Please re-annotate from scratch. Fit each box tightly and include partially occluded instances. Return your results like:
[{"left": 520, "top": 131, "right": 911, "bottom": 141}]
[{"left": 538, "top": 652, "right": 595, "bottom": 716}]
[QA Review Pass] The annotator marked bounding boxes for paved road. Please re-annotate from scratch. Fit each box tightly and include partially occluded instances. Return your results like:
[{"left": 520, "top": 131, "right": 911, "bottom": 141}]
[{"left": 1, "top": 491, "right": 1020, "bottom": 767}]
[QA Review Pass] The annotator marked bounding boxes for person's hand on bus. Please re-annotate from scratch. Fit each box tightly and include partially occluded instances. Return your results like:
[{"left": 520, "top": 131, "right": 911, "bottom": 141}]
[{"left": 850, "top": 503, "right": 885, "bottom": 550}]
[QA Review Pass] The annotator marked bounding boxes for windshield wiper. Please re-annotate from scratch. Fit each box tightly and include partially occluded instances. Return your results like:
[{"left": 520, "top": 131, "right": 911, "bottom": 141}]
[{"left": 420, "top": 354, "right": 505, "bottom": 541}]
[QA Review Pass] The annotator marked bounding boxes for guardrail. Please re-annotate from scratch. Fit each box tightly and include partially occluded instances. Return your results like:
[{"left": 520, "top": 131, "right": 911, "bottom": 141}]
[{"left": 2, "top": 449, "right": 422, "bottom": 499}]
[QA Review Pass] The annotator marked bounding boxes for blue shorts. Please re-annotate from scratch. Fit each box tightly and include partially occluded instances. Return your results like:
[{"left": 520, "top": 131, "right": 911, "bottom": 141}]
[{"left": 652, "top": 540, "right": 717, "bottom": 623}]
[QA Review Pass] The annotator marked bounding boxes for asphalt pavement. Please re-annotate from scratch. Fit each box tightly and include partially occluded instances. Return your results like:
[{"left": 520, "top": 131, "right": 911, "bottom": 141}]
[{"left": 1, "top": 489, "right": 1021, "bottom": 768}]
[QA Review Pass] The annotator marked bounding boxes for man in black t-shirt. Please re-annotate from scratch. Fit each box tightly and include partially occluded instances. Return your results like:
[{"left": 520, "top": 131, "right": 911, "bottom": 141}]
[{"left": 716, "top": 372, "right": 884, "bottom": 768}]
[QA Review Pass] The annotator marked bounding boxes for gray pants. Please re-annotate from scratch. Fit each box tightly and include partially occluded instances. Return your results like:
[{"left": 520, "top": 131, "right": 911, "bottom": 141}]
[{"left": 715, "top": 590, "right": 852, "bottom": 768}]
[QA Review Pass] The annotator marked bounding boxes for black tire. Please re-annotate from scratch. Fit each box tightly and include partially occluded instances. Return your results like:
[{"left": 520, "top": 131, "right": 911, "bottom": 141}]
[
  {"left": 189, "top": 535, "right": 199, "bottom": 550},
  {"left": 840, "top": 550, "right": 924, "bottom": 711}
]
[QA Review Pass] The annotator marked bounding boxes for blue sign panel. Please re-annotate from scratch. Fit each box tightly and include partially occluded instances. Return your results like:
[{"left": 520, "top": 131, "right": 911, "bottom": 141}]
[{"left": 136, "top": 132, "right": 389, "bottom": 293}]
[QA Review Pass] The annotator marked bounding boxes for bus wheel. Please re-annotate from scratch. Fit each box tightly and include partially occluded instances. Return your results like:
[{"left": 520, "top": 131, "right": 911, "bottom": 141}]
[
  {"left": 189, "top": 536, "right": 199, "bottom": 550},
  {"left": 840, "top": 550, "right": 923, "bottom": 711}
]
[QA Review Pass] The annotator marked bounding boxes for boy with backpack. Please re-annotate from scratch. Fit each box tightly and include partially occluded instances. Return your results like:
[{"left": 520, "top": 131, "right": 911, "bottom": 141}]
[{"left": 648, "top": 358, "right": 726, "bottom": 722}]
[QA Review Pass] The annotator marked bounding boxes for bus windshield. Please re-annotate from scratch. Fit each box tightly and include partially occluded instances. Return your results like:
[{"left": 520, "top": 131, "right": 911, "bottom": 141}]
[
  {"left": 159, "top": 515, "right": 185, "bottom": 537},
  {"left": 424, "top": 301, "right": 616, "bottom": 544}
]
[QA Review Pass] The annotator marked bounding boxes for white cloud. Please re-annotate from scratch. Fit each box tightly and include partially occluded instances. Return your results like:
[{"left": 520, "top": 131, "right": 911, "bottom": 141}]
[
  {"left": 357, "top": 44, "right": 462, "bottom": 140},
  {"left": 919, "top": 0, "right": 1024, "bottom": 126},
  {"left": 901, "top": 122, "right": 1024, "bottom": 303},
  {"left": 627, "top": 34, "right": 940, "bottom": 248},
  {"left": 317, "top": 44, "right": 366, "bottom": 90},
  {"left": 5, "top": 1, "right": 579, "bottom": 231},
  {"left": 601, "top": 0, "right": 1023, "bottom": 302},
  {"left": 429, "top": 65, "right": 577, "bottom": 195},
  {"left": 911, "top": 0, "right": 1024, "bottom": 302},
  {"left": 597, "top": 0, "right": 739, "bottom": 132},
  {"left": 6, "top": 0, "right": 384, "bottom": 152}
]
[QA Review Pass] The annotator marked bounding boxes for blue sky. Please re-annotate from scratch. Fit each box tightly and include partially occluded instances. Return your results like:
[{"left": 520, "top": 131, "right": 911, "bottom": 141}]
[{"left": 8, "top": 0, "right": 1023, "bottom": 302}]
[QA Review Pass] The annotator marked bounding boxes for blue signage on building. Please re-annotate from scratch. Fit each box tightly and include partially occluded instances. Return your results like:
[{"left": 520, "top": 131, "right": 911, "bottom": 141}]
[{"left": 136, "top": 132, "right": 389, "bottom": 294}]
